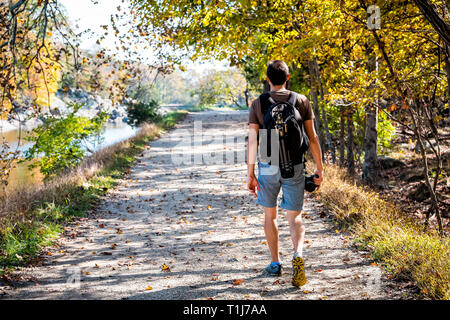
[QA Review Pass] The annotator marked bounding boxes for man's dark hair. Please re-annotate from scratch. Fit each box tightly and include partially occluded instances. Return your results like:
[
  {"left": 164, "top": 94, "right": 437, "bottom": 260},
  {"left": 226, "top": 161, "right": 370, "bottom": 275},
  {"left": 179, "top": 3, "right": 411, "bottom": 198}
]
[{"left": 267, "top": 60, "right": 290, "bottom": 86}]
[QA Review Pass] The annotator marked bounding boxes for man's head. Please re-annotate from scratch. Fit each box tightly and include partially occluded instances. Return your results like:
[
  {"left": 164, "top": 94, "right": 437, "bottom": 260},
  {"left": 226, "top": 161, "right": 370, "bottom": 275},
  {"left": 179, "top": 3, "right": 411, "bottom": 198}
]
[{"left": 266, "top": 60, "right": 290, "bottom": 86}]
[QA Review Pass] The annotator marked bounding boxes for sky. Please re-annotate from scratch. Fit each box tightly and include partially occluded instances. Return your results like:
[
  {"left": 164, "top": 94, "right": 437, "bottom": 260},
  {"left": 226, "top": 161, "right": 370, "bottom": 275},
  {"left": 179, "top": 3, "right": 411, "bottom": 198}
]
[{"left": 58, "top": 0, "right": 227, "bottom": 73}]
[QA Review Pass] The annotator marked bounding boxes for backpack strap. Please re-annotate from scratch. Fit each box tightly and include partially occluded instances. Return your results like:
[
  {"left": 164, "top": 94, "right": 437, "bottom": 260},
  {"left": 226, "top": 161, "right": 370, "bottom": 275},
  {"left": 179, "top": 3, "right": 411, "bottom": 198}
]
[
  {"left": 260, "top": 92, "right": 272, "bottom": 116},
  {"left": 287, "top": 91, "right": 298, "bottom": 107}
]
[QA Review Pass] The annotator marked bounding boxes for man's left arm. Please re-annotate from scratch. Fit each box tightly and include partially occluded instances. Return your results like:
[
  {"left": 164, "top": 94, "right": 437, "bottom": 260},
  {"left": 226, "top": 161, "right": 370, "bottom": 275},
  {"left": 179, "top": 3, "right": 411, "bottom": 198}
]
[{"left": 304, "top": 120, "right": 324, "bottom": 190}]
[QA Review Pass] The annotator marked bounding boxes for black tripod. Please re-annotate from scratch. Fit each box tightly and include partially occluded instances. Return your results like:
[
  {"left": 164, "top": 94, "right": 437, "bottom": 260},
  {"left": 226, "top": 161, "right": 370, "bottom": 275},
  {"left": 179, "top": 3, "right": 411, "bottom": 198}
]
[{"left": 275, "top": 112, "right": 295, "bottom": 178}]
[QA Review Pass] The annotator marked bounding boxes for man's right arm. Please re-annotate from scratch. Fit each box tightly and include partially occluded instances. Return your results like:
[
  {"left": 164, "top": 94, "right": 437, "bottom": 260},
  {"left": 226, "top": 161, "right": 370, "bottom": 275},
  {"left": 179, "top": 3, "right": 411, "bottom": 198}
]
[
  {"left": 304, "top": 119, "right": 324, "bottom": 189},
  {"left": 247, "top": 123, "right": 260, "bottom": 197}
]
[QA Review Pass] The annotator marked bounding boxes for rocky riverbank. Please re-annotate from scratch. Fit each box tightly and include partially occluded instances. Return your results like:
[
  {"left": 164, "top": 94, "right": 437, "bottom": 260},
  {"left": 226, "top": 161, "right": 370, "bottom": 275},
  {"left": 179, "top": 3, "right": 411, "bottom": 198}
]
[{"left": 0, "top": 89, "right": 129, "bottom": 133}]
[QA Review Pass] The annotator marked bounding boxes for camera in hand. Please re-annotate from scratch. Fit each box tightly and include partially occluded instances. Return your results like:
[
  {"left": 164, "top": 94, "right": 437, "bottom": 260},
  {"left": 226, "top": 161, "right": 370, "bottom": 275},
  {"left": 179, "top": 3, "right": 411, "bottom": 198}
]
[{"left": 305, "top": 174, "right": 320, "bottom": 192}]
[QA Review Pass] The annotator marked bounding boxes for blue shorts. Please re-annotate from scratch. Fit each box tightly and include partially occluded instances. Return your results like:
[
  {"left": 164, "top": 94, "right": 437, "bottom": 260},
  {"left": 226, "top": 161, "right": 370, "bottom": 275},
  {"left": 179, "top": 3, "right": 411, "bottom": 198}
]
[{"left": 256, "top": 162, "right": 305, "bottom": 211}]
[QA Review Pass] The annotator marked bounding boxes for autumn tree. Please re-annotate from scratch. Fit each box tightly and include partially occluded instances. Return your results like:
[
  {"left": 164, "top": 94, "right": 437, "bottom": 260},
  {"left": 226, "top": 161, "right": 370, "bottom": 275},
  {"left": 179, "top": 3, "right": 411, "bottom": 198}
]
[{"left": 131, "top": 0, "right": 448, "bottom": 234}]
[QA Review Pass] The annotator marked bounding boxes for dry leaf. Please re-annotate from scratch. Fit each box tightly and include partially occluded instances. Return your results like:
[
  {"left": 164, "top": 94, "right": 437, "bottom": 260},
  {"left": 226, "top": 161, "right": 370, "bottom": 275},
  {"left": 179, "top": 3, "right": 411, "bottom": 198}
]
[{"left": 161, "top": 264, "right": 171, "bottom": 272}]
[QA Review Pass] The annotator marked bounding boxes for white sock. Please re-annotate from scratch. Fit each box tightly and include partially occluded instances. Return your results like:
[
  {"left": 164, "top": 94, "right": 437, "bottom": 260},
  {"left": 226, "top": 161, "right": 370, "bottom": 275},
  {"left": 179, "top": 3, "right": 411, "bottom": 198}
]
[{"left": 293, "top": 252, "right": 302, "bottom": 259}]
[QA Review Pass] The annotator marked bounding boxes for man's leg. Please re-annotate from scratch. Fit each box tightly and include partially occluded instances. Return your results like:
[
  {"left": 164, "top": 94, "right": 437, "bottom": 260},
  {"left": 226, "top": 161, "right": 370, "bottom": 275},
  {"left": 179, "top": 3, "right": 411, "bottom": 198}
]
[
  {"left": 286, "top": 210, "right": 306, "bottom": 256},
  {"left": 287, "top": 210, "right": 307, "bottom": 286},
  {"left": 264, "top": 207, "right": 280, "bottom": 263}
]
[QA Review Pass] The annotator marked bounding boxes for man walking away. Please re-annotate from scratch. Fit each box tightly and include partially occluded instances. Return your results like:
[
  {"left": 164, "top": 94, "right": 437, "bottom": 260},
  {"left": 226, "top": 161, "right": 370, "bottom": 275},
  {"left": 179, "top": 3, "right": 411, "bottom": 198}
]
[{"left": 247, "top": 60, "right": 324, "bottom": 287}]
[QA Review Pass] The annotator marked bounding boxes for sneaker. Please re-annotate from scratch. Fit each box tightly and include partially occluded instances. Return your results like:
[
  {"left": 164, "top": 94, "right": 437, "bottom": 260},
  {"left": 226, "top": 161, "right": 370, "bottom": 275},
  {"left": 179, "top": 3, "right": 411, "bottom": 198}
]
[
  {"left": 292, "top": 257, "right": 306, "bottom": 287},
  {"left": 265, "top": 262, "right": 282, "bottom": 276}
]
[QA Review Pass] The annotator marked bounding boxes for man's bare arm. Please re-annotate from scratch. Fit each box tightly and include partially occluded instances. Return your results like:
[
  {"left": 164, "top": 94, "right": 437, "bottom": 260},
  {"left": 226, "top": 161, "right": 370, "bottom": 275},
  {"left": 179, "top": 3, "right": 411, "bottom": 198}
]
[
  {"left": 247, "top": 123, "right": 260, "bottom": 196},
  {"left": 304, "top": 120, "right": 324, "bottom": 188},
  {"left": 247, "top": 124, "right": 259, "bottom": 174}
]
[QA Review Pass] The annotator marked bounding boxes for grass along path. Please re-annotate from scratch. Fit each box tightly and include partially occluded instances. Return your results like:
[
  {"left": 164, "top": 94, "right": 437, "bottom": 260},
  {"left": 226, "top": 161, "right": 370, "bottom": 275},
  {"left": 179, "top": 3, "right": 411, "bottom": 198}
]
[
  {"left": 1, "top": 110, "right": 413, "bottom": 300},
  {"left": 0, "top": 111, "right": 187, "bottom": 275}
]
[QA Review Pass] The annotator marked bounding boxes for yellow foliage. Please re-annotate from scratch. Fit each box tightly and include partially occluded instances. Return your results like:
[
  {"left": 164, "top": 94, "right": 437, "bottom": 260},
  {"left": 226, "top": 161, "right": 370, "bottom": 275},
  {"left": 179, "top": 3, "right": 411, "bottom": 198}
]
[{"left": 22, "top": 41, "right": 61, "bottom": 108}]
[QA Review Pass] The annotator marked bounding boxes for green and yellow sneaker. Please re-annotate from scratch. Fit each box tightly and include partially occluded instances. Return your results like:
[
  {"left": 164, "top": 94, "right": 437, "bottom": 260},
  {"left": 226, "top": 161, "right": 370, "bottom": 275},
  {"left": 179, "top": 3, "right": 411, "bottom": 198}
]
[{"left": 292, "top": 256, "right": 306, "bottom": 287}]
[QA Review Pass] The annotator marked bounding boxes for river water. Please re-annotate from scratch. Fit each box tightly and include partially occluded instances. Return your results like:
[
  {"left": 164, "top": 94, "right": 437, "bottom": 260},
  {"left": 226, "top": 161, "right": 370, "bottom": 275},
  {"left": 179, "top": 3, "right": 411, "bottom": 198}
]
[{"left": 2, "top": 121, "right": 140, "bottom": 192}]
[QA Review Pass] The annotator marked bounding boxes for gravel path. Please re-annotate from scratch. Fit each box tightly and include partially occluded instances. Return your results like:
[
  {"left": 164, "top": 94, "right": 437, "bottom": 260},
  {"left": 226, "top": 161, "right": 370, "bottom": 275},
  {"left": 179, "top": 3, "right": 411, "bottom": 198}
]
[{"left": 1, "top": 110, "right": 412, "bottom": 300}]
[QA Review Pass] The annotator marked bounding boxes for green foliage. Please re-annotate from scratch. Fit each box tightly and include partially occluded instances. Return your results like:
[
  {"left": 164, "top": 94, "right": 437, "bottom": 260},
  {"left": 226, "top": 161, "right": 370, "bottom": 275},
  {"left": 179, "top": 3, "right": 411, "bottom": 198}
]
[
  {"left": 241, "top": 57, "right": 265, "bottom": 93},
  {"left": 157, "top": 110, "right": 188, "bottom": 130},
  {"left": 128, "top": 83, "right": 161, "bottom": 106},
  {"left": 377, "top": 111, "right": 396, "bottom": 155},
  {"left": 192, "top": 69, "right": 247, "bottom": 107},
  {"left": 325, "top": 102, "right": 396, "bottom": 159},
  {"left": 126, "top": 100, "right": 161, "bottom": 126},
  {"left": 23, "top": 103, "right": 108, "bottom": 179},
  {"left": 288, "top": 64, "right": 310, "bottom": 95},
  {"left": 0, "top": 221, "right": 61, "bottom": 267},
  {"left": 155, "top": 70, "right": 198, "bottom": 105}
]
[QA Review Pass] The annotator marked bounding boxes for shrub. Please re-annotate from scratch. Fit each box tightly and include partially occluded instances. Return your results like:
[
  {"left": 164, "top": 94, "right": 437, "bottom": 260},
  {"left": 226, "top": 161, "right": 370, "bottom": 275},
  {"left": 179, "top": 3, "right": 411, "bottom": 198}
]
[
  {"left": 126, "top": 100, "right": 161, "bottom": 126},
  {"left": 22, "top": 103, "right": 108, "bottom": 179}
]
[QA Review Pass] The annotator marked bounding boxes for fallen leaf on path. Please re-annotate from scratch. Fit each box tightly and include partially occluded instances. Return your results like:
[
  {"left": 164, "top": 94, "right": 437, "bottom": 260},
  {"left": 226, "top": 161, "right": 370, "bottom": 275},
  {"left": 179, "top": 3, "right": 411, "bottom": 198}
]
[
  {"left": 161, "top": 264, "right": 171, "bottom": 272},
  {"left": 145, "top": 286, "right": 153, "bottom": 291},
  {"left": 232, "top": 279, "right": 244, "bottom": 285},
  {"left": 272, "top": 279, "right": 286, "bottom": 285}
]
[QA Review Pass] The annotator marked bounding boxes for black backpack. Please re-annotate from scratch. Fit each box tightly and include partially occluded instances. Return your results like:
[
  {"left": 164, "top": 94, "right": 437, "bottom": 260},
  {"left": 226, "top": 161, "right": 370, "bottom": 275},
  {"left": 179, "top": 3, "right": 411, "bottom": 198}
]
[{"left": 260, "top": 91, "right": 310, "bottom": 178}]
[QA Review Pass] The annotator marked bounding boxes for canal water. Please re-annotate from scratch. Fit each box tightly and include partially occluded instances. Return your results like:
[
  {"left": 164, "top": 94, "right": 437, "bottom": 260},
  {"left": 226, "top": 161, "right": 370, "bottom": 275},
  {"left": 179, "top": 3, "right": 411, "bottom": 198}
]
[{"left": 2, "top": 121, "right": 140, "bottom": 192}]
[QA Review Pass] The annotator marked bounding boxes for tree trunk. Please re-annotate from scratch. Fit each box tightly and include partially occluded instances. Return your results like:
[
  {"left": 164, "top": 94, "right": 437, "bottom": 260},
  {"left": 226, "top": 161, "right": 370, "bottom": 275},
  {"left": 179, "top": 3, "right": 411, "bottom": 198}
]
[
  {"left": 308, "top": 60, "right": 325, "bottom": 162},
  {"left": 413, "top": 0, "right": 450, "bottom": 48},
  {"left": 347, "top": 105, "right": 355, "bottom": 175},
  {"left": 409, "top": 103, "right": 443, "bottom": 235},
  {"left": 244, "top": 83, "right": 250, "bottom": 108},
  {"left": 313, "top": 57, "right": 336, "bottom": 163},
  {"left": 444, "top": 44, "right": 450, "bottom": 97},
  {"left": 363, "top": 104, "right": 379, "bottom": 184},
  {"left": 339, "top": 104, "right": 346, "bottom": 166},
  {"left": 363, "top": 55, "right": 379, "bottom": 185}
]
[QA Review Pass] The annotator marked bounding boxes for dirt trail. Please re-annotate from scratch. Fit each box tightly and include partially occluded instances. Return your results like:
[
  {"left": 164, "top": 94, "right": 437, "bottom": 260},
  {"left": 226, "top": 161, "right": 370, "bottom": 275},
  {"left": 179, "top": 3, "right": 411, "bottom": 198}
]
[{"left": 1, "top": 110, "right": 411, "bottom": 300}]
